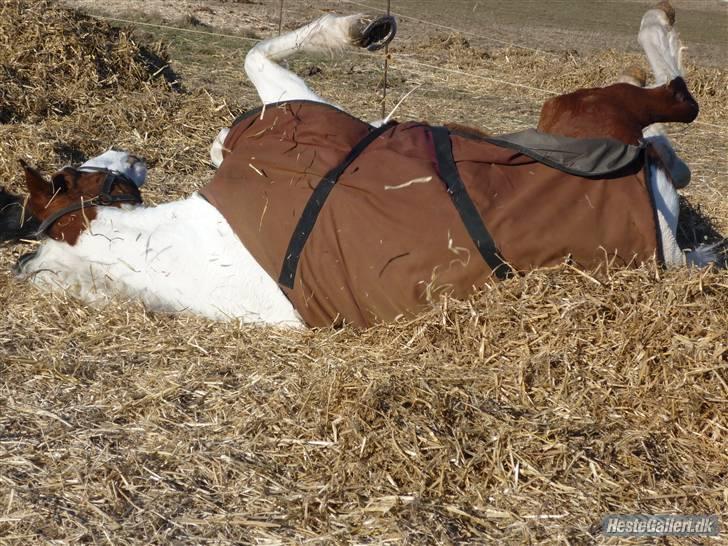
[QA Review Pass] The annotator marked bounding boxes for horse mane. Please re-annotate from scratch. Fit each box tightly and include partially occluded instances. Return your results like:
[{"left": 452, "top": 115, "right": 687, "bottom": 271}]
[{"left": 444, "top": 123, "right": 490, "bottom": 139}]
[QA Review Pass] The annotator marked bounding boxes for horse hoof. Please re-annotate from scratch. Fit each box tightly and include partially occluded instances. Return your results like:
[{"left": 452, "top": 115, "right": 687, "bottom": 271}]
[
  {"left": 355, "top": 15, "right": 397, "bottom": 51},
  {"left": 656, "top": 1, "right": 676, "bottom": 26}
]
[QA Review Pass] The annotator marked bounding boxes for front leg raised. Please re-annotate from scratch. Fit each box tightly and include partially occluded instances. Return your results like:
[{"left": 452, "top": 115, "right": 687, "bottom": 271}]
[
  {"left": 210, "top": 13, "right": 396, "bottom": 167},
  {"left": 243, "top": 13, "right": 396, "bottom": 105}
]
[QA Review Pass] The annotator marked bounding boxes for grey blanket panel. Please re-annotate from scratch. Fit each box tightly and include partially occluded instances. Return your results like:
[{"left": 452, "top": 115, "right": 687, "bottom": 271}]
[
  {"left": 233, "top": 102, "right": 644, "bottom": 178},
  {"left": 484, "top": 128, "right": 644, "bottom": 177}
]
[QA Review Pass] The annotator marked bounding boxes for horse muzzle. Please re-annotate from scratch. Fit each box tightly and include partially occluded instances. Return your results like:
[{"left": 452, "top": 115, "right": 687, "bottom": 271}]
[{"left": 0, "top": 189, "right": 39, "bottom": 244}]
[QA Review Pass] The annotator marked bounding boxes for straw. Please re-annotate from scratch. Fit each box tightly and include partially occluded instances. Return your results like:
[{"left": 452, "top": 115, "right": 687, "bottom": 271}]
[{"left": 1, "top": 1, "right": 726, "bottom": 542}]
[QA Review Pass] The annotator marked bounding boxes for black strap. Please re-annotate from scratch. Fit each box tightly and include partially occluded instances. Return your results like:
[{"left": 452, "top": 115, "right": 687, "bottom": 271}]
[
  {"left": 279, "top": 122, "right": 394, "bottom": 289},
  {"left": 430, "top": 126, "right": 513, "bottom": 280}
]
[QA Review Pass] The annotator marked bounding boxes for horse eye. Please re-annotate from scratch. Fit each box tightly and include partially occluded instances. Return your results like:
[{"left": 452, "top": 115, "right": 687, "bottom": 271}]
[{"left": 51, "top": 173, "right": 68, "bottom": 193}]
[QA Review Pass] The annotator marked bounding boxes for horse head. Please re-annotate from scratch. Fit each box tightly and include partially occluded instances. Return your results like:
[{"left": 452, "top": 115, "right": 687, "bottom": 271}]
[{"left": 21, "top": 150, "right": 147, "bottom": 245}]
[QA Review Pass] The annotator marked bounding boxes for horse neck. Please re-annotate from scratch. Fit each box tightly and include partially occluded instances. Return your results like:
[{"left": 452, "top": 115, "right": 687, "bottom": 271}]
[
  {"left": 33, "top": 196, "right": 205, "bottom": 295},
  {"left": 70, "top": 195, "right": 245, "bottom": 291},
  {"left": 80, "top": 197, "right": 196, "bottom": 251},
  {"left": 26, "top": 194, "right": 302, "bottom": 324}
]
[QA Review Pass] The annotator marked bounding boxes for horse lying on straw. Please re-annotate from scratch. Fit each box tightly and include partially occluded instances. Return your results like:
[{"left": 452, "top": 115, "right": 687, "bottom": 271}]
[{"left": 0, "top": 3, "right": 720, "bottom": 327}]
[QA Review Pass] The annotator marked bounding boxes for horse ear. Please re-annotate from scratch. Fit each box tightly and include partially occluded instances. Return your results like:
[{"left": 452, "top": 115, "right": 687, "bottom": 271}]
[
  {"left": 51, "top": 172, "right": 72, "bottom": 192},
  {"left": 21, "top": 160, "right": 52, "bottom": 196},
  {"left": 21, "top": 160, "right": 67, "bottom": 196}
]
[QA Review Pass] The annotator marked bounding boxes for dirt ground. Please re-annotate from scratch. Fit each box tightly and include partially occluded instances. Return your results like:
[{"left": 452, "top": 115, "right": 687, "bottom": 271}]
[
  {"left": 64, "top": 0, "right": 728, "bottom": 65},
  {"left": 2, "top": 0, "right": 727, "bottom": 544}
]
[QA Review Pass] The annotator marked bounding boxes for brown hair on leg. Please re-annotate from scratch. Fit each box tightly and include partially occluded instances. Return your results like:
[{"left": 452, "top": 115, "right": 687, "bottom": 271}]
[
  {"left": 616, "top": 65, "right": 649, "bottom": 87},
  {"left": 656, "top": 1, "right": 676, "bottom": 26}
]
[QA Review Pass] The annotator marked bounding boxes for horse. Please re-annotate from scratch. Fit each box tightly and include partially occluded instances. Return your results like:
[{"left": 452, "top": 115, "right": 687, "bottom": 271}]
[{"left": 0, "top": 3, "right": 720, "bottom": 327}]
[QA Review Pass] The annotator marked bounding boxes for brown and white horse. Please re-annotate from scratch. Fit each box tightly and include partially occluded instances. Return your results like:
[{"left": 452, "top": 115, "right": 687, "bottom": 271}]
[{"left": 0, "top": 4, "right": 719, "bottom": 325}]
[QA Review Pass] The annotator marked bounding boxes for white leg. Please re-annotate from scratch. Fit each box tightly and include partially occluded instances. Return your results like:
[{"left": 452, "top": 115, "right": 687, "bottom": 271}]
[
  {"left": 244, "top": 49, "right": 326, "bottom": 106},
  {"left": 636, "top": 5, "right": 718, "bottom": 267},
  {"left": 213, "top": 16, "right": 353, "bottom": 166},
  {"left": 638, "top": 3, "right": 684, "bottom": 86},
  {"left": 644, "top": 137, "right": 716, "bottom": 267},
  {"left": 210, "top": 128, "right": 229, "bottom": 168},
  {"left": 635, "top": 4, "right": 692, "bottom": 189},
  {"left": 245, "top": 14, "right": 362, "bottom": 105},
  {"left": 244, "top": 13, "right": 396, "bottom": 105},
  {"left": 211, "top": 16, "right": 354, "bottom": 166},
  {"left": 211, "top": 13, "right": 396, "bottom": 166},
  {"left": 614, "top": 74, "right": 688, "bottom": 266},
  {"left": 210, "top": 15, "right": 356, "bottom": 168},
  {"left": 642, "top": 124, "right": 691, "bottom": 189}
]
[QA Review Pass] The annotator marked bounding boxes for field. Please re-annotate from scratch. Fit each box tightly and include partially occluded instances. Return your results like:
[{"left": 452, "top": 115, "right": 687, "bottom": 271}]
[{"left": 1, "top": 0, "right": 727, "bottom": 543}]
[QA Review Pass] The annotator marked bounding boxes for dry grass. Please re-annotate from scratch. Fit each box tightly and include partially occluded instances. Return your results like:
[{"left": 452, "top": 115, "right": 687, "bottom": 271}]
[
  {"left": 2, "top": 265, "right": 727, "bottom": 543},
  {"left": 0, "top": 0, "right": 231, "bottom": 184},
  {"left": 1, "top": 1, "right": 727, "bottom": 543},
  {"left": 0, "top": 0, "right": 170, "bottom": 124}
]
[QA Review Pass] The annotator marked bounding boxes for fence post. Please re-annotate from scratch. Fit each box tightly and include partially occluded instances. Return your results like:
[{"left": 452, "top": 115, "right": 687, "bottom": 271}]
[{"left": 381, "top": 0, "right": 391, "bottom": 119}]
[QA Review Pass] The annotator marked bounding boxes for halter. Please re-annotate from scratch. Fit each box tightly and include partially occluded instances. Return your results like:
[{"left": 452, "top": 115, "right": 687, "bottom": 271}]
[{"left": 35, "top": 167, "right": 143, "bottom": 237}]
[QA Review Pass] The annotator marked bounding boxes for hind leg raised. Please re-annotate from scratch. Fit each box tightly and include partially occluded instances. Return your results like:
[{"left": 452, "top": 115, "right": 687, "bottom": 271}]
[
  {"left": 632, "top": 2, "right": 720, "bottom": 267},
  {"left": 633, "top": 1, "right": 691, "bottom": 190},
  {"left": 639, "top": 1, "right": 684, "bottom": 86}
]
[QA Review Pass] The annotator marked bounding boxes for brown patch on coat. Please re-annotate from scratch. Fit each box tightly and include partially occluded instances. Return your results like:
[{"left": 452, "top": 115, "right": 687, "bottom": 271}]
[
  {"left": 444, "top": 123, "right": 491, "bottom": 139},
  {"left": 656, "top": 1, "right": 676, "bottom": 26},
  {"left": 538, "top": 78, "right": 698, "bottom": 145}
]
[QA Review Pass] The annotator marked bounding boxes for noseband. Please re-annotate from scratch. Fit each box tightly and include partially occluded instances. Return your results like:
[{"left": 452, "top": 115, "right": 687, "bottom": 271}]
[{"left": 36, "top": 167, "right": 143, "bottom": 237}]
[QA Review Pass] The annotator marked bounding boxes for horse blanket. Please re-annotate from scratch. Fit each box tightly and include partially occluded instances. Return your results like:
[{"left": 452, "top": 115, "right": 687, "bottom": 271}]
[{"left": 201, "top": 101, "right": 661, "bottom": 327}]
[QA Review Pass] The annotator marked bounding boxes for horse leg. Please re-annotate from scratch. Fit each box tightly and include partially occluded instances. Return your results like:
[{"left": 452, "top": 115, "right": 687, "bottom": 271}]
[
  {"left": 637, "top": 2, "right": 698, "bottom": 126},
  {"left": 611, "top": 64, "right": 683, "bottom": 265},
  {"left": 244, "top": 13, "right": 396, "bottom": 105},
  {"left": 635, "top": 4, "right": 719, "bottom": 266},
  {"left": 633, "top": 3, "right": 692, "bottom": 189},
  {"left": 638, "top": 1, "right": 683, "bottom": 86},
  {"left": 210, "top": 14, "right": 396, "bottom": 166}
]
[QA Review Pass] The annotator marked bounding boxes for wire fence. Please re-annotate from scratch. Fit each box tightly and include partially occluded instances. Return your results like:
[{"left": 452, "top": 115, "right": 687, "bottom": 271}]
[
  {"left": 89, "top": 14, "right": 564, "bottom": 98},
  {"left": 339, "top": 0, "right": 561, "bottom": 57},
  {"left": 89, "top": 8, "right": 727, "bottom": 133}
]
